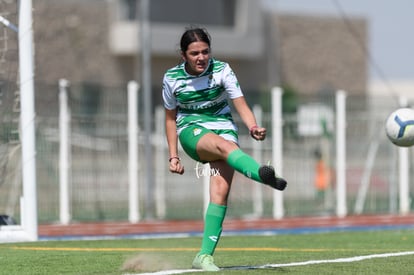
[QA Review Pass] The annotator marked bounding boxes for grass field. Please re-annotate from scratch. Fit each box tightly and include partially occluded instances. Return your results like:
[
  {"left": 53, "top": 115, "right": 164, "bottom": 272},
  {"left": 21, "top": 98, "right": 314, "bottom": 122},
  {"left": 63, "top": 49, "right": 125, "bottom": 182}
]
[{"left": 1, "top": 229, "right": 414, "bottom": 274}]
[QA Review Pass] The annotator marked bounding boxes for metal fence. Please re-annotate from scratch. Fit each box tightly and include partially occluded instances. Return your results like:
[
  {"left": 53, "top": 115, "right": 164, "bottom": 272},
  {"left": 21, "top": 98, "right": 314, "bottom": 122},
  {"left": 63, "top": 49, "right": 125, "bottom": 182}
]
[{"left": 1, "top": 81, "right": 413, "bottom": 224}]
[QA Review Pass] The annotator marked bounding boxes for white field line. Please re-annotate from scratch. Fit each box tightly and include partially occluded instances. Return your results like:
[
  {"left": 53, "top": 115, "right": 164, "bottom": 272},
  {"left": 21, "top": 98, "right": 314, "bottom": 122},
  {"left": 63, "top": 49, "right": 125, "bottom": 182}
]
[
  {"left": 262, "top": 250, "right": 414, "bottom": 268},
  {"left": 129, "top": 251, "right": 414, "bottom": 275}
]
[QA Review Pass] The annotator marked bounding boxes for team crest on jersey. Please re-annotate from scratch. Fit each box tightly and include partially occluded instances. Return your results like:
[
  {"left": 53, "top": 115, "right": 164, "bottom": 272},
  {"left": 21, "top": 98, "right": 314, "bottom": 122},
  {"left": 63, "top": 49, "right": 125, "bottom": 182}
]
[
  {"left": 193, "top": 128, "right": 202, "bottom": 136},
  {"left": 207, "top": 74, "right": 216, "bottom": 88}
]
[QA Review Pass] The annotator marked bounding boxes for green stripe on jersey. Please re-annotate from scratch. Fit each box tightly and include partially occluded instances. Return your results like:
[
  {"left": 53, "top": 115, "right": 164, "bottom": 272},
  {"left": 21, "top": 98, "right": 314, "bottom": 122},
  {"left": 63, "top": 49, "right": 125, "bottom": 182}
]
[
  {"left": 177, "top": 113, "right": 233, "bottom": 129},
  {"left": 176, "top": 86, "right": 224, "bottom": 105}
]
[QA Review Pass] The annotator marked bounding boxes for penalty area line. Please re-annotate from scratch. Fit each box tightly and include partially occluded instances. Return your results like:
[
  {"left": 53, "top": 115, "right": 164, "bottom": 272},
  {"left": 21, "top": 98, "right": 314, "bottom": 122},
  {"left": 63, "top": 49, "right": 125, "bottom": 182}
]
[
  {"left": 129, "top": 250, "right": 414, "bottom": 275},
  {"left": 262, "top": 250, "right": 414, "bottom": 268}
]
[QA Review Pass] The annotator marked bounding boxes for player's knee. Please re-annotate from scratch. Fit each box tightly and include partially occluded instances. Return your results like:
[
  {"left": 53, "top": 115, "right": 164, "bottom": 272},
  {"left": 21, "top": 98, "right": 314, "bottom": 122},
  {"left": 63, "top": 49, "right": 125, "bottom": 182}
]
[
  {"left": 216, "top": 139, "right": 237, "bottom": 155},
  {"left": 210, "top": 178, "right": 230, "bottom": 204}
]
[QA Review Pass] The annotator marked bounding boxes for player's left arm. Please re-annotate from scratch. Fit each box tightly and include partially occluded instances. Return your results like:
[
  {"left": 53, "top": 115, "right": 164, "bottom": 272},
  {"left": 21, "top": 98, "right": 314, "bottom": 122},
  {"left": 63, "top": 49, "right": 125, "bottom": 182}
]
[
  {"left": 232, "top": 96, "right": 266, "bottom": 141},
  {"left": 223, "top": 63, "right": 266, "bottom": 140}
]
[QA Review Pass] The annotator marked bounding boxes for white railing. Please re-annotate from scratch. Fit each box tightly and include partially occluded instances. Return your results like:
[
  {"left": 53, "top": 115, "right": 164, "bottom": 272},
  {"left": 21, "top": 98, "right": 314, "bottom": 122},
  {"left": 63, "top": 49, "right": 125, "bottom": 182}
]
[{"left": 53, "top": 84, "right": 414, "bottom": 226}]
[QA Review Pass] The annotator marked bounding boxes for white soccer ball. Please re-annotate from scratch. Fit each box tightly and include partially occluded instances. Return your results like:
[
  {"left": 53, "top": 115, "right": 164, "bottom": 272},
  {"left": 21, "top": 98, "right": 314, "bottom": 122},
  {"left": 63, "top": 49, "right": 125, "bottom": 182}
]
[{"left": 385, "top": 108, "right": 414, "bottom": 147}]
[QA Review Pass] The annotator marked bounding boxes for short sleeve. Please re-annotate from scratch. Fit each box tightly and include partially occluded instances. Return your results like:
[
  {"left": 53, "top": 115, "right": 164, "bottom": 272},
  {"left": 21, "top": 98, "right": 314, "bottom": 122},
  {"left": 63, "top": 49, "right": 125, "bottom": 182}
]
[
  {"left": 223, "top": 64, "right": 243, "bottom": 99},
  {"left": 162, "top": 75, "right": 177, "bottom": 110}
]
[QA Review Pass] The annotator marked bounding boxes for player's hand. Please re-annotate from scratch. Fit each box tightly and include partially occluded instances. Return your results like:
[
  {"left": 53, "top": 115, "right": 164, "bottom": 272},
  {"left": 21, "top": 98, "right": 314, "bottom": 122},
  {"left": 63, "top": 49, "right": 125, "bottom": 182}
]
[
  {"left": 250, "top": 126, "right": 266, "bottom": 141},
  {"left": 169, "top": 157, "right": 184, "bottom": 174}
]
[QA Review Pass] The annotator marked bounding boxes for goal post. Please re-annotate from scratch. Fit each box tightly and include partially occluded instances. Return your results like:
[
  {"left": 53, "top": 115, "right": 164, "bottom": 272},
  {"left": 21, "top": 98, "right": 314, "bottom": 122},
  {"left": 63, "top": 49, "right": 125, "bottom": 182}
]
[{"left": 0, "top": 0, "right": 38, "bottom": 243}]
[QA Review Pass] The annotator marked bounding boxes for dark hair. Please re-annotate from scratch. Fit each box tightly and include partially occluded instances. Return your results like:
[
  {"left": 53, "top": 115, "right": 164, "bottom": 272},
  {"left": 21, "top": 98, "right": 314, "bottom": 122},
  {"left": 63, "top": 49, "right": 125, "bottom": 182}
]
[{"left": 180, "top": 27, "right": 211, "bottom": 53}]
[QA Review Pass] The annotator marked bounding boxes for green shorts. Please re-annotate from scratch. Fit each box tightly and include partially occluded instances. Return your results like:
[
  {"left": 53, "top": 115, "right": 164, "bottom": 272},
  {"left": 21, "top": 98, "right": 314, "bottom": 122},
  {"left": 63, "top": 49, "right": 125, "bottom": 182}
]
[{"left": 179, "top": 125, "right": 238, "bottom": 162}]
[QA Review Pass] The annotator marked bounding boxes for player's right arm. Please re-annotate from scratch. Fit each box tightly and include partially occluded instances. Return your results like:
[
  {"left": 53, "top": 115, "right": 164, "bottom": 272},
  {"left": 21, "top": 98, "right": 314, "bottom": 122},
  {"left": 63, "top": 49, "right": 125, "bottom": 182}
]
[{"left": 165, "top": 108, "right": 184, "bottom": 175}]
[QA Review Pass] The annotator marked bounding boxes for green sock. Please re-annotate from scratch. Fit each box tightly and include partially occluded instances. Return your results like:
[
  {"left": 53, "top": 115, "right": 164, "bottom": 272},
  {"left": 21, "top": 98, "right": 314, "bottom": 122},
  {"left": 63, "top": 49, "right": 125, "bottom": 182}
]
[
  {"left": 227, "top": 149, "right": 262, "bottom": 183},
  {"left": 200, "top": 203, "right": 227, "bottom": 255}
]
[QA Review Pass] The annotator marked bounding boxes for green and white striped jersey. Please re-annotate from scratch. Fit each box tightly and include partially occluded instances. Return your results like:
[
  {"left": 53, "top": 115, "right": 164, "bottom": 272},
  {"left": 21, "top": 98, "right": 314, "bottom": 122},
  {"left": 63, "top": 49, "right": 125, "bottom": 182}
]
[{"left": 162, "top": 58, "right": 244, "bottom": 134}]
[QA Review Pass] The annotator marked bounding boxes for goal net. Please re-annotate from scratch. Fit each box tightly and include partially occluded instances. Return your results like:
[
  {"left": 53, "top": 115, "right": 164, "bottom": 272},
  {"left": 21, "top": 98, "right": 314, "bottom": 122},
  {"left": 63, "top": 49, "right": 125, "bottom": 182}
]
[{"left": 0, "top": 0, "right": 37, "bottom": 243}]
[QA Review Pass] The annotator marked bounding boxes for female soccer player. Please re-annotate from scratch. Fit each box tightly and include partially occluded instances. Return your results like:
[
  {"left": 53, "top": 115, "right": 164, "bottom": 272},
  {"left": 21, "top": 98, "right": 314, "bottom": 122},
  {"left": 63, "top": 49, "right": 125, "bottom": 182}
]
[{"left": 162, "top": 27, "right": 287, "bottom": 271}]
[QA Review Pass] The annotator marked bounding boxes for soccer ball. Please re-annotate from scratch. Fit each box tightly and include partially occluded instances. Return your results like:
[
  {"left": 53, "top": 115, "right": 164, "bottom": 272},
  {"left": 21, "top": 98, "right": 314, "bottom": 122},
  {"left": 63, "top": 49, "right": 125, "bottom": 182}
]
[{"left": 385, "top": 108, "right": 414, "bottom": 147}]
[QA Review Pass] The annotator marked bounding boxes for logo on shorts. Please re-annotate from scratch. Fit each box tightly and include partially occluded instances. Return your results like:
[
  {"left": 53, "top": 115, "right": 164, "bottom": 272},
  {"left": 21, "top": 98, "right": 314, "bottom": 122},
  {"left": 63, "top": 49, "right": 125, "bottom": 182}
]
[{"left": 193, "top": 128, "right": 202, "bottom": 136}]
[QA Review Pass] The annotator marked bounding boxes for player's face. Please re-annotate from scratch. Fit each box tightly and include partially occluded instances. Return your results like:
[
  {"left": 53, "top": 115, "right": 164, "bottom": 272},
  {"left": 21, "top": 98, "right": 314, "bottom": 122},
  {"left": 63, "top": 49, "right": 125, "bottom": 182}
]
[{"left": 182, "top": 41, "right": 210, "bottom": 75}]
